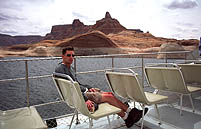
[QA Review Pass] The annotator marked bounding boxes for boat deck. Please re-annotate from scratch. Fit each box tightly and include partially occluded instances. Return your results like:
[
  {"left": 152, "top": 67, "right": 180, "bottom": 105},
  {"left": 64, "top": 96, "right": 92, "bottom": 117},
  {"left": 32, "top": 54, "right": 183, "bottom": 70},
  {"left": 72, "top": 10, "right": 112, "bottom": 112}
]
[{"left": 53, "top": 89, "right": 201, "bottom": 129}]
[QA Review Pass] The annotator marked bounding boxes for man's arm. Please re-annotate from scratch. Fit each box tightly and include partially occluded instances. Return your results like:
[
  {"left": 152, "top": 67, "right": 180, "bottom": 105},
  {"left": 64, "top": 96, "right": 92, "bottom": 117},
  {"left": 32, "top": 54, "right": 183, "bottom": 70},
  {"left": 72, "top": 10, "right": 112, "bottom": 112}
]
[{"left": 55, "top": 64, "right": 92, "bottom": 92}]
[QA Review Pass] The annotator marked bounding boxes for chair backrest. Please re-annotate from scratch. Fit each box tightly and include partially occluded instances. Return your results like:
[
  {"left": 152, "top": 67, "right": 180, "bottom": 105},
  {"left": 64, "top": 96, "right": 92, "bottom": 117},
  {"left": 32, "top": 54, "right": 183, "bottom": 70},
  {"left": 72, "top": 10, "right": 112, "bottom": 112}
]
[
  {"left": 124, "top": 73, "right": 150, "bottom": 104},
  {"left": 105, "top": 71, "right": 130, "bottom": 99},
  {"left": 52, "top": 73, "right": 90, "bottom": 116},
  {"left": 161, "top": 67, "right": 189, "bottom": 94},
  {"left": 106, "top": 71, "right": 149, "bottom": 104},
  {"left": 71, "top": 82, "right": 91, "bottom": 116},
  {"left": 52, "top": 73, "right": 74, "bottom": 107},
  {"left": 144, "top": 67, "right": 168, "bottom": 90},
  {"left": 178, "top": 64, "right": 201, "bottom": 85}
]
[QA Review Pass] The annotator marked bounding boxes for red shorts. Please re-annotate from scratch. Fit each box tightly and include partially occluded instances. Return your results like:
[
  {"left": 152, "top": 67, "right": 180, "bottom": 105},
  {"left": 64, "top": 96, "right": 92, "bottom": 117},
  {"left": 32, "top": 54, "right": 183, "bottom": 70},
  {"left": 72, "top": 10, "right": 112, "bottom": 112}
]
[{"left": 85, "top": 92, "right": 114, "bottom": 104}]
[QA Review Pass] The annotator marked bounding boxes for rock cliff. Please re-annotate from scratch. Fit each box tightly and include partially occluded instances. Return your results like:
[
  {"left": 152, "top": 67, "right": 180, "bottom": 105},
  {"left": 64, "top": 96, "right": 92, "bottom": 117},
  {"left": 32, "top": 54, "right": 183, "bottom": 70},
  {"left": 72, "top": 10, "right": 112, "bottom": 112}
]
[
  {"left": 44, "top": 19, "right": 91, "bottom": 40},
  {"left": 44, "top": 12, "right": 129, "bottom": 40},
  {"left": 1, "top": 30, "right": 198, "bottom": 58},
  {"left": 89, "top": 11, "right": 127, "bottom": 34},
  {"left": 56, "top": 31, "right": 117, "bottom": 48},
  {"left": 0, "top": 33, "right": 43, "bottom": 46}
]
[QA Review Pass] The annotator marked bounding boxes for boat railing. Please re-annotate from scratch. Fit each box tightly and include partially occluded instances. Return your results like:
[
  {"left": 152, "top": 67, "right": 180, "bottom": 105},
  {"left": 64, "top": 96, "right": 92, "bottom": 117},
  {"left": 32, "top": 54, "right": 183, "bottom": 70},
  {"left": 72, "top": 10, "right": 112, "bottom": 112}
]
[{"left": 0, "top": 50, "right": 196, "bottom": 125}]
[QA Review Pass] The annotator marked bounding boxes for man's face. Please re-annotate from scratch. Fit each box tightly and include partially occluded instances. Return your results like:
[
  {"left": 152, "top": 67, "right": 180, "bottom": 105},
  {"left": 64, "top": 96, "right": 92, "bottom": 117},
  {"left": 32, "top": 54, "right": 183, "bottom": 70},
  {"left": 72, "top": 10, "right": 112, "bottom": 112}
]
[{"left": 62, "top": 50, "right": 75, "bottom": 66}]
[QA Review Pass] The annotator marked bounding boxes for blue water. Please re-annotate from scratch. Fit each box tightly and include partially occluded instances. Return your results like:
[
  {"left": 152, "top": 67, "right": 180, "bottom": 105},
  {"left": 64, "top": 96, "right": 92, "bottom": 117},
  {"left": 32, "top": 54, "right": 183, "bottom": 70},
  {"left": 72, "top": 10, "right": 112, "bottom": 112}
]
[{"left": 0, "top": 57, "right": 176, "bottom": 119}]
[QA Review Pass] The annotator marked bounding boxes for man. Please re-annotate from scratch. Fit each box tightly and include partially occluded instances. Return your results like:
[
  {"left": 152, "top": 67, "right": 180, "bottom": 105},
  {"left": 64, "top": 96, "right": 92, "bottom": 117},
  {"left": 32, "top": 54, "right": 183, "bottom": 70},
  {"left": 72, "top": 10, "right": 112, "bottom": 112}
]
[{"left": 55, "top": 46, "right": 148, "bottom": 128}]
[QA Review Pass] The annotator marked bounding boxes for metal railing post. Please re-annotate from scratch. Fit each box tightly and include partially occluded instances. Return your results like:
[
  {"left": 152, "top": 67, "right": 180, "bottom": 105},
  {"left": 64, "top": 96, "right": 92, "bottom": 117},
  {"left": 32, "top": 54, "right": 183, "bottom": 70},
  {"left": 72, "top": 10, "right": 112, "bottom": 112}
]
[
  {"left": 112, "top": 57, "right": 114, "bottom": 70},
  {"left": 25, "top": 60, "right": 30, "bottom": 107},
  {"left": 185, "top": 52, "right": 187, "bottom": 60},
  {"left": 165, "top": 53, "right": 167, "bottom": 63},
  {"left": 141, "top": 55, "right": 144, "bottom": 87},
  {"left": 73, "top": 57, "right": 80, "bottom": 124},
  {"left": 74, "top": 58, "right": 77, "bottom": 73}
]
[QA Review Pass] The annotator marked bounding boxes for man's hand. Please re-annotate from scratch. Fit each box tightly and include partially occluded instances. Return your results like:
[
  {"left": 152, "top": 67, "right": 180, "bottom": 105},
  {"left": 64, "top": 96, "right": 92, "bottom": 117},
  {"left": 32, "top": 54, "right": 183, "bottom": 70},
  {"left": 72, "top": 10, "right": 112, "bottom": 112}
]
[
  {"left": 85, "top": 100, "right": 95, "bottom": 112},
  {"left": 88, "top": 88, "right": 101, "bottom": 92}
]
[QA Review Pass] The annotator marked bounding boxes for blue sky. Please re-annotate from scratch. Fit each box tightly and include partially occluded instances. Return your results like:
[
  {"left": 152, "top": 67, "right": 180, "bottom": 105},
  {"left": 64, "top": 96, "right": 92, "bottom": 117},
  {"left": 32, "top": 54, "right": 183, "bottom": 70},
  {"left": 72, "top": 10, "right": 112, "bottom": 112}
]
[{"left": 0, "top": 0, "right": 200, "bottom": 40}]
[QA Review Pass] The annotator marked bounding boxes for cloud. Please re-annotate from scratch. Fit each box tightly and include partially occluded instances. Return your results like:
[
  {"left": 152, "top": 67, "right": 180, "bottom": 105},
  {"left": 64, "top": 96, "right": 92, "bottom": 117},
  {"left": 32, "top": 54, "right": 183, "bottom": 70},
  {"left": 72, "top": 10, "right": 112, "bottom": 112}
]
[
  {"left": 172, "top": 22, "right": 201, "bottom": 39},
  {"left": 72, "top": 12, "right": 89, "bottom": 19},
  {"left": 0, "top": 13, "right": 25, "bottom": 21},
  {"left": 165, "top": 0, "right": 198, "bottom": 9},
  {"left": 176, "top": 22, "right": 194, "bottom": 27},
  {"left": 0, "top": 29, "right": 18, "bottom": 35},
  {"left": 72, "top": 12, "right": 96, "bottom": 23}
]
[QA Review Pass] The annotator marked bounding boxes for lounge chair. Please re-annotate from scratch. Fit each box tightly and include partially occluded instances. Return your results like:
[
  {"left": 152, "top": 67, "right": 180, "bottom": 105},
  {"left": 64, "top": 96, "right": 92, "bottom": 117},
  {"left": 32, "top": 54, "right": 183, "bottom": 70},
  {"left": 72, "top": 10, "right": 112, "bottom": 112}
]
[
  {"left": 0, "top": 107, "right": 47, "bottom": 129},
  {"left": 145, "top": 66, "right": 201, "bottom": 115},
  {"left": 52, "top": 72, "right": 121, "bottom": 129},
  {"left": 105, "top": 71, "right": 168, "bottom": 129},
  {"left": 178, "top": 63, "right": 201, "bottom": 85},
  {"left": 105, "top": 71, "right": 130, "bottom": 99}
]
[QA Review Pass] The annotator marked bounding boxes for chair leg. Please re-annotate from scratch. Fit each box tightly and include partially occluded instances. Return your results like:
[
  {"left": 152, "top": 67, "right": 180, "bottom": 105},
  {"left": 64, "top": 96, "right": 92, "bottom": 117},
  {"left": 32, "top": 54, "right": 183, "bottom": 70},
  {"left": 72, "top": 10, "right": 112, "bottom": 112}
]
[
  {"left": 107, "top": 116, "right": 112, "bottom": 129},
  {"left": 140, "top": 104, "right": 145, "bottom": 129},
  {"left": 75, "top": 110, "right": 80, "bottom": 124},
  {"left": 133, "top": 101, "right": 135, "bottom": 108},
  {"left": 91, "top": 119, "right": 94, "bottom": 126},
  {"left": 69, "top": 110, "right": 76, "bottom": 129},
  {"left": 154, "top": 104, "right": 161, "bottom": 125},
  {"left": 180, "top": 94, "right": 183, "bottom": 116},
  {"left": 188, "top": 94, "right": 195, "bottom": 112},
  {"left": 89, "top": 118, "right": 93, "bottom": 129}
]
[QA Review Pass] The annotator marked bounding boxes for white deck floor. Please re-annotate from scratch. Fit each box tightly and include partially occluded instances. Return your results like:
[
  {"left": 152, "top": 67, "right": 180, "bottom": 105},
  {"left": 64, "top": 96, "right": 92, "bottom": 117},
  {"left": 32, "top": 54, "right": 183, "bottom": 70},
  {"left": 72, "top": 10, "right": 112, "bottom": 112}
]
[{"left": 53, "top": 94, "right": 201, "bottom": 129}]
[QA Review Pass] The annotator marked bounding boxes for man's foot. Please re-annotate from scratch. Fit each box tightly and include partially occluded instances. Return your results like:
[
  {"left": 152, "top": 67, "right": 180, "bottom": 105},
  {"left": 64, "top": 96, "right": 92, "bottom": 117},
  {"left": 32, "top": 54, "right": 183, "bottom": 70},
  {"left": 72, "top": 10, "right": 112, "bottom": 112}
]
[
  {"left": 124, "top": 108, "right": 149, "bottom": 128},
  {"left": 133, "top": 108, "right": 149, "bottom": 123},
  {"left": 124, "top": 108, "right": 138, "bottom": 128},
  {"left": 124, "top": 115, "right": 135, "bottom": 128}
]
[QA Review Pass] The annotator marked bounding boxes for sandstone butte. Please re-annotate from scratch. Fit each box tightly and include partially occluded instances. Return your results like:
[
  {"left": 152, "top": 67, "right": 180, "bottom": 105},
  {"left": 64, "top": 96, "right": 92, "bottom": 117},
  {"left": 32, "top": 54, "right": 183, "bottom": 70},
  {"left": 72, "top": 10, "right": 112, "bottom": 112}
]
[{"left": 0, "top": 12, "right": 199, "bottom": 58}]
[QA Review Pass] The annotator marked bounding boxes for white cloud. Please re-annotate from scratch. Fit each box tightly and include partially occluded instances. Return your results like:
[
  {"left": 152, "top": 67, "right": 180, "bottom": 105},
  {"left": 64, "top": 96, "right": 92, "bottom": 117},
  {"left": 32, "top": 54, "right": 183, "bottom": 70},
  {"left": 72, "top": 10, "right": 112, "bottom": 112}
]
[{"left": 165, "top": 0, "right": 198, "bottom": 10}]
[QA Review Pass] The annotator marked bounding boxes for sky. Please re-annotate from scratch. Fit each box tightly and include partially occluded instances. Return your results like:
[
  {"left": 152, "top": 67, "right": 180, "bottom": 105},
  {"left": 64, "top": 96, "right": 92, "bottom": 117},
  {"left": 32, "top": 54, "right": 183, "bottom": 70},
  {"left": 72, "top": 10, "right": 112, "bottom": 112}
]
[{"left": 0, "top": 0, "right": 200, "bottom": 40}]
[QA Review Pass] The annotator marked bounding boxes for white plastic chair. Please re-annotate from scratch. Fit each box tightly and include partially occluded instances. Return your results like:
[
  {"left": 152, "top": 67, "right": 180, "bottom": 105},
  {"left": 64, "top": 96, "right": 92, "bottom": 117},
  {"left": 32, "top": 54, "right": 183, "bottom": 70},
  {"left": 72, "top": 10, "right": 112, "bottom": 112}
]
[
  {"left": 145, "top": 66, "right": 201, "bottom": 115},
  {"left": 52, "top": 73, "right": 121, "bottom": 129},
  {"left": 178, "top": 64, "right": 201, "bottom": 85},
  {"left": 105, "top": 71, "right": 168, "bottom": 129},
  {"left": 1, "top": 107, "right": 47, "bottom": 129},
  {"left": 105, "top": 71, "right": 131, "bottom": 99}
]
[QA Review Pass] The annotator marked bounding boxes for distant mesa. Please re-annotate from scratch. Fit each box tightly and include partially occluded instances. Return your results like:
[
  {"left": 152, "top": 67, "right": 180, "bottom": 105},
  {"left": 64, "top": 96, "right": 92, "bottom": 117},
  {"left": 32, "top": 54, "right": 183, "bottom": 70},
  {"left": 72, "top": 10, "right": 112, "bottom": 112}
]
[
  {"left": 90, "top": 11, "right": 127, "bottom": 35},
  {"left": 0, "top": 12, "right": 142, "bottom": 46},
  {"left": 44, "top": 12, "right": 130, "bottom": 40},
  {"left": 44, "top": 19, "right": 90, "bottom": 40},
  {"left": 0, "top": 33, "right": 43, "bottom": 46}
]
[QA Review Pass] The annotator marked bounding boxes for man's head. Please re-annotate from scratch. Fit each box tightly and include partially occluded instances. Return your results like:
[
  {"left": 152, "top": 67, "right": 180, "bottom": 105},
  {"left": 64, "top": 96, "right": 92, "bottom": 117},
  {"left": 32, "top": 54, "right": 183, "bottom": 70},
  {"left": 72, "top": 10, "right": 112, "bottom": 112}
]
[{"left": 62, "top": 46, "right": 75, "bottom": 67}]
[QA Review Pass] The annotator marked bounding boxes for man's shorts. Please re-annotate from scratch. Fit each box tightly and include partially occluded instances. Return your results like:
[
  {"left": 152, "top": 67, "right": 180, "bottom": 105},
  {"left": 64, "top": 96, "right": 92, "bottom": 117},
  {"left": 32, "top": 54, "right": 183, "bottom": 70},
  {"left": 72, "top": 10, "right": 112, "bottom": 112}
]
[
  {"left": 85, "top": 92, "right": 102, "bottom": 104},
  {"left": 85, "top": 91, "right": 114, "bottom": 104}
]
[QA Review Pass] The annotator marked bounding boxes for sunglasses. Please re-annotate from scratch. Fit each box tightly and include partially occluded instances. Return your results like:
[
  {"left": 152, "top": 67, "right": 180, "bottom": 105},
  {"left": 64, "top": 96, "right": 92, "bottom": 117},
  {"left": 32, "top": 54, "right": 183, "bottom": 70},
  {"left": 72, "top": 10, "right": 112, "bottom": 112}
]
[{"left": 66, "top": 54, "right": 75, "bottom": 57}]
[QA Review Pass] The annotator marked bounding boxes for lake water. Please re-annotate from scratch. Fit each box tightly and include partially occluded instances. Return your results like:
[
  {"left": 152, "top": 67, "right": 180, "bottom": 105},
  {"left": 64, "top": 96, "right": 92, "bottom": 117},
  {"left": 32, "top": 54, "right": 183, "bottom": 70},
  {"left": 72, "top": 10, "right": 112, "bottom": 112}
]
[{"left": 0, "top": 57, "right": 176, "bottom": 119}]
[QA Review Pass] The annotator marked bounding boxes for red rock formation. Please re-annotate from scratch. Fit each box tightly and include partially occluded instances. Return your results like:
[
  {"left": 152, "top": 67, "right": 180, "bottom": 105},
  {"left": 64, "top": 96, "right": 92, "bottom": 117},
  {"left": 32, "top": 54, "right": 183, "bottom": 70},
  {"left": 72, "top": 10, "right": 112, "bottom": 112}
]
[
  {"left": 90, "top": 12, "right": 127, "bottom": 34},
  {"left": 44, "top": 12, "right": 128, "bottom": 40},
  {"left": 0, "top": 30, "right": 199, "bottom": 57},
  {"left": 108, "top": 30, "right": 198, "bottom": 49},
  {"left": 44, "top": 19, "right": 91, "bottom": 40},
  {"left": 57, "top": 31, "right": 117, "bottom": 48}
]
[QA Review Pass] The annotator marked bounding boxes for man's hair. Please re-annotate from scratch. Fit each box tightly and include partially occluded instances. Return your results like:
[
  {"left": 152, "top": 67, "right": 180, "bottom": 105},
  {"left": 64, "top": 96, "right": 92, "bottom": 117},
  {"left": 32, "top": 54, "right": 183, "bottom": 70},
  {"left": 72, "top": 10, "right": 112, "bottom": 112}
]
[{"left": 62, "top": 46, "right": 74, "bottom": 55}]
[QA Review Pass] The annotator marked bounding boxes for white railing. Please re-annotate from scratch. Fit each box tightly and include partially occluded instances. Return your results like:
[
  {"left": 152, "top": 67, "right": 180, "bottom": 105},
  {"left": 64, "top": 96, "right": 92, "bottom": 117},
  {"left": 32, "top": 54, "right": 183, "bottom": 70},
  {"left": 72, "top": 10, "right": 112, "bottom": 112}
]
[{"left": 0, "top": 51, "right": 194, "bottom": 124}]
